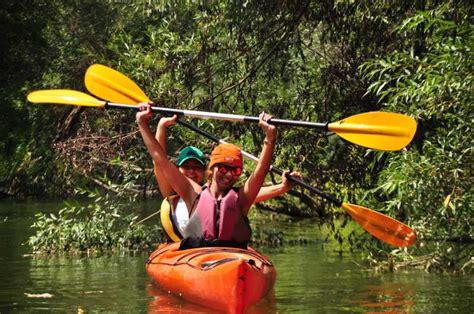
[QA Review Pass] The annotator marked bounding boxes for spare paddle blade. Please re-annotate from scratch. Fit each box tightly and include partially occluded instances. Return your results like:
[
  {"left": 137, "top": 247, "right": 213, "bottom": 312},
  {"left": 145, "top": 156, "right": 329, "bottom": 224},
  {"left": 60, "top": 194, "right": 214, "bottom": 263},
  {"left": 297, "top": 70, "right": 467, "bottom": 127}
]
[
  {"left": 85, "top": 64, "right": 150, "bottom": 104},
  {"left": 328, "top": 112, "right": 417, "bottom": 151},
  {"left": 342, "top": 202, "right": 416, "bottom": 247},
  {"left": 27, "top": 89, "right": 105, "bottom": 107}
]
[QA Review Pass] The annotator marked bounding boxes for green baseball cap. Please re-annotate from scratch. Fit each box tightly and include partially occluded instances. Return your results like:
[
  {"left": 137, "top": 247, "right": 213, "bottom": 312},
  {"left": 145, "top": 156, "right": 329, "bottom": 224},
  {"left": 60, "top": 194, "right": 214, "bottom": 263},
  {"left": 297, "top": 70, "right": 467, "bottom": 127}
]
[{"left": 176, "top": 146, "right": 206, "bottom": 167}]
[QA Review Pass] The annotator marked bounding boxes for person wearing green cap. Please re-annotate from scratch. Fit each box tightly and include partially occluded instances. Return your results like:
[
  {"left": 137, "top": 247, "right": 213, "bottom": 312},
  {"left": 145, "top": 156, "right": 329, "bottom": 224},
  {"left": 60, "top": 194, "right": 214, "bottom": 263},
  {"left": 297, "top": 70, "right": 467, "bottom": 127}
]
[
  {"left": 153, "top": 120, "right": 207, "bottom": 240},
  {"left": 153, "top": 115, "right": 300, "bottom": 242}
]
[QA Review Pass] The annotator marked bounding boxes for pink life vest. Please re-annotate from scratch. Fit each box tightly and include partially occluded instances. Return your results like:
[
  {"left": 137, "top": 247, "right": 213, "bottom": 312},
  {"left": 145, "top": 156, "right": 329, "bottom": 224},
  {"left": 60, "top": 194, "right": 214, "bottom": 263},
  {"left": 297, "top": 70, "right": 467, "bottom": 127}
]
[{"left": 184, "top": 186, "right": 251, "bottom": 244}]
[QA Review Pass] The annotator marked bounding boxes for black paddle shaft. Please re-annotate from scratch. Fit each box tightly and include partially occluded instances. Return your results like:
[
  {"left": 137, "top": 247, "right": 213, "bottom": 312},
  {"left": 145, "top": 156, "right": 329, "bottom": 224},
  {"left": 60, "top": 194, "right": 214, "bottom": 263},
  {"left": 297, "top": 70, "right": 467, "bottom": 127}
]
[{"left": 176, "top": 119, "right": 343, "bottom": 207}]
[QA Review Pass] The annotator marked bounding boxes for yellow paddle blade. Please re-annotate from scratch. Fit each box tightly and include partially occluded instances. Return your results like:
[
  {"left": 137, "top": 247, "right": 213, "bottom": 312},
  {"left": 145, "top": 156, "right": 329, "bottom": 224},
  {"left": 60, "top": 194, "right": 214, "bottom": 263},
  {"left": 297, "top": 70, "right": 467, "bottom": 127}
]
[
  {"left": 328, "top": 112, "right": 417, "bottom": 151},
  {"left": 27, "top": 89, "right": 105, "bottom": 107},
  {"left": 342, "top": 202, "right": 416, "bottom": 247},
  {"left": 85, "top": 64, "right": 150, "bottom": 104}
]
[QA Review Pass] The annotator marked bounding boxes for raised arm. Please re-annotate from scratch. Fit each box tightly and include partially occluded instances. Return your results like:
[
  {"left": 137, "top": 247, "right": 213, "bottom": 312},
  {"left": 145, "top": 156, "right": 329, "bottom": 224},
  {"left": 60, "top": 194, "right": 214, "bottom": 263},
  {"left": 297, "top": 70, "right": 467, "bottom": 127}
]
[
  {"left": 254, "top": 171, "right": 301, "bottom": 203},
  {"left": 136, "top": 104, "right": 198, "bottom": 209},
  {"left": 153, "top": 115, "right": 178, "bottom": 197},
  {"left": 239, "top": 112, "right": 277, "bottom": 215}
]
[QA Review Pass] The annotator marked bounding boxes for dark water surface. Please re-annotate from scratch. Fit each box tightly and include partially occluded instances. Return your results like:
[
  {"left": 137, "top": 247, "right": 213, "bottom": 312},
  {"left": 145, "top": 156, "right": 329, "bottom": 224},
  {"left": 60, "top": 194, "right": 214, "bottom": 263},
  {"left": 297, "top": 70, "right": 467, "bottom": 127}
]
[{"left": 0, "top": 200, "right": 472, "bottom": 313}]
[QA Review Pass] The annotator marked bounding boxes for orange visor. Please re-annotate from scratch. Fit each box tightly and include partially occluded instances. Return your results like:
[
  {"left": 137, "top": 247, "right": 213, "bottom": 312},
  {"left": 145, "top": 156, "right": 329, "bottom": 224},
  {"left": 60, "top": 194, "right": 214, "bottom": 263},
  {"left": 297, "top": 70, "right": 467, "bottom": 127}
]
[{"left": 209, "top": 143, "right": 243, "bottom": 169}]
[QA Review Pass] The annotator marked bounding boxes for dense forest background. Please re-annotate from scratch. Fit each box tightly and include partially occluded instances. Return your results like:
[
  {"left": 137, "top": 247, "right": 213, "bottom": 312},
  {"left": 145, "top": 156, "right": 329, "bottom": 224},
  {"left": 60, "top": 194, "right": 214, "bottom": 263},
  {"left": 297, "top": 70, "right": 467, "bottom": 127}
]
[{"left": 0, "top": 1, "right": 472, "bottom": 271}]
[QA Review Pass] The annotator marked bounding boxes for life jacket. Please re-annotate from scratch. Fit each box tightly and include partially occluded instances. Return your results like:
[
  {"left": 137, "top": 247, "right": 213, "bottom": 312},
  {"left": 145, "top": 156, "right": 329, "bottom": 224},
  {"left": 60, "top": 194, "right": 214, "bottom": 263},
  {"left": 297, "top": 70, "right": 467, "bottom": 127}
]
[
  {"left": 183, "top": 186, "right": 251, "bottom": 245},
  {"left": 160, "top": 195, "right": 184, "bottom": 243}
]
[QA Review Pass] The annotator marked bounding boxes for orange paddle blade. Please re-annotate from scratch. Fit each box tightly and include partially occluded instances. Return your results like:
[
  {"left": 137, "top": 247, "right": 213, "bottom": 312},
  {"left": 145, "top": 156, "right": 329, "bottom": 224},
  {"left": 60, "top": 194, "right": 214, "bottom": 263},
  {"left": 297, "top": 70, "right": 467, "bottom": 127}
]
[
  {"left": 328, "top": 112, "right": 417, "bottom": 151},
  {"left": 85, "top": 64, "right": 150, "bottom": 104},
  {"left": 342, "top": 202, "right": 416, "bottom": 247},
  {"left": 27, "top": 89, "right": 106, "bottom": 107}
]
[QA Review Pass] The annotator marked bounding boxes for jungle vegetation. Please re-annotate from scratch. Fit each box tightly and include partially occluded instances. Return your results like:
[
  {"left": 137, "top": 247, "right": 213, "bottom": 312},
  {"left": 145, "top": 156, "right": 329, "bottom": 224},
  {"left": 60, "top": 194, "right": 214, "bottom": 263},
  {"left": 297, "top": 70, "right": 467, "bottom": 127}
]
[{"left": 0, "top": 1, "right": 472, "bottom": 272}]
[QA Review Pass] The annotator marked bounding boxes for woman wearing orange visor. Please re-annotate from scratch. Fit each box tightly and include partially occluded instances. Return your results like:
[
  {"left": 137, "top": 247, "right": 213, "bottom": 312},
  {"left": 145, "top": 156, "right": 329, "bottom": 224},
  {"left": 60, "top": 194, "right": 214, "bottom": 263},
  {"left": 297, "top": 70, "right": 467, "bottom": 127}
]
[{"left": 137, "top": 104, "right": 276, "bottom": 249}]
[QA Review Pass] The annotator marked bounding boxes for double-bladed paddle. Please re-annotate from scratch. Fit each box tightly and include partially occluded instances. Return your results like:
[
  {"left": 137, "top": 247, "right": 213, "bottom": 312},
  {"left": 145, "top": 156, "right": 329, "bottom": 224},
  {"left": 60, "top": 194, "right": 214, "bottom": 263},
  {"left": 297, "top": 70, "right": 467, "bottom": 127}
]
[
  {"left": 84, "top": 64, "right": 417, "bottom": 151},
  {"left": 26, "top": 88, "right": 416, "bottom": 246}
]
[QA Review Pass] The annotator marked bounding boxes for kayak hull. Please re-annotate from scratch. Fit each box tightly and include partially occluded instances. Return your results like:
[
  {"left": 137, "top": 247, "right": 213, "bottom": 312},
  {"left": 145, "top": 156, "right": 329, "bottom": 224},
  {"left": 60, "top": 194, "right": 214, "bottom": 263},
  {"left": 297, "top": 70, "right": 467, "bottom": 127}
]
[{"left": 146, "top": 242, "right": 276, "bottom": 313}]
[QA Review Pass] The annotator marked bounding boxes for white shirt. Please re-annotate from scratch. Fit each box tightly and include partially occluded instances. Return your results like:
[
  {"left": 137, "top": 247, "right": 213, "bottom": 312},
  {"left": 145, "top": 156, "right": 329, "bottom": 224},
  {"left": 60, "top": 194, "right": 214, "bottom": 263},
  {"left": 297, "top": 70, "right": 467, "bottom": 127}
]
[{"left": 172, "top": 197, "right": 190, "bottom": 235}]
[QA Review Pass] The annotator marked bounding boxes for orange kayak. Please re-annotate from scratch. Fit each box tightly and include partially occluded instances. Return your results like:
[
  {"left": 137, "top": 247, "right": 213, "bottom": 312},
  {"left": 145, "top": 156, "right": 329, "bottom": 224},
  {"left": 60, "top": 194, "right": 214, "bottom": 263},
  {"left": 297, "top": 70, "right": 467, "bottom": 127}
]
[{"left": 146, "top": 242, "right": 276, "bottom": 313}]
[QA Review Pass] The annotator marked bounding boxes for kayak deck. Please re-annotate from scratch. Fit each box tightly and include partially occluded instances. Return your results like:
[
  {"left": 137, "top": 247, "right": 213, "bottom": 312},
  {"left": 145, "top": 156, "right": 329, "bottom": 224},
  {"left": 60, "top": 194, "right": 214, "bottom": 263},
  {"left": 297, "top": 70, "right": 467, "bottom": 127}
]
[{"left": 146, "top": 242, "right": 276, "bottom": 313}]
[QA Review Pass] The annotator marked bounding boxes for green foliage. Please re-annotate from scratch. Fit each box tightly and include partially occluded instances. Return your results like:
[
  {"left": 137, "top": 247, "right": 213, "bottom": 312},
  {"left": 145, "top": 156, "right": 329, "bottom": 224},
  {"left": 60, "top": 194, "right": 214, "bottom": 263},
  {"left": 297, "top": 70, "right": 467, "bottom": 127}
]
[
  {"left": 0, "top": 1, "right": 124, "bottom": 196},
  {"left": 358, "top": 4, "right": 473, "bottom": 271},
  {"left": 28, "top": 189, "right": 164, "bottom": 254}
]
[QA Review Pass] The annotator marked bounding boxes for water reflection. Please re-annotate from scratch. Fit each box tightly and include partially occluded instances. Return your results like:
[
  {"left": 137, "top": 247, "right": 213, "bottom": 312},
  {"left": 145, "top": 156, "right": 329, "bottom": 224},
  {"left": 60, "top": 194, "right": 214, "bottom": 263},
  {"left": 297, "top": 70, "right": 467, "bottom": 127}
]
[
  {"left": 20, "top": 254, "right": 152, "bottom": 312},
  {"left": 352, "top": 283, "right": 415, "bottom": 313},
  {"left": 147, "top": 283, "right": 277, "bottom": 313},
  {"left": 147, "top": 283, "right": 220, "bottom": 313}
]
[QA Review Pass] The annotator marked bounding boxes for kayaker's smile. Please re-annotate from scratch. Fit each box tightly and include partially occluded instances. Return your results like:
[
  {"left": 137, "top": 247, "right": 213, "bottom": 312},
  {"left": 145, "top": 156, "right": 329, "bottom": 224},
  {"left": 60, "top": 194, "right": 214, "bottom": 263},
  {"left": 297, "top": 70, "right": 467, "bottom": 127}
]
[
  {"left": 213, "top": 163, "right": 241, "bottom": 189},
  {"left": 179, "top": 160, "right": 205, "bottom": 184}
]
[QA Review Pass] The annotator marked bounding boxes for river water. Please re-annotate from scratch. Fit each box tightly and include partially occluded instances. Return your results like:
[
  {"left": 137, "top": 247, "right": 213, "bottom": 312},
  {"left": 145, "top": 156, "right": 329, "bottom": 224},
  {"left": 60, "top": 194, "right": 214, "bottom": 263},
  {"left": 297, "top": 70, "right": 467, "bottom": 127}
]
[{"left": 0, "top": 200, "right": 472, "bottom": 313}]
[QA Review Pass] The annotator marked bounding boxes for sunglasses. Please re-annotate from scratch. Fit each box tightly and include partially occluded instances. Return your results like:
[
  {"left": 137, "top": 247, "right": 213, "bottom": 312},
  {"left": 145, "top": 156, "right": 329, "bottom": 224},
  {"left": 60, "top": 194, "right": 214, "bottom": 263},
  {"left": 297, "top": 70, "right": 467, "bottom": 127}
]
[{"left": 217, "top": 164, "right": 242, "bottom": 176}]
